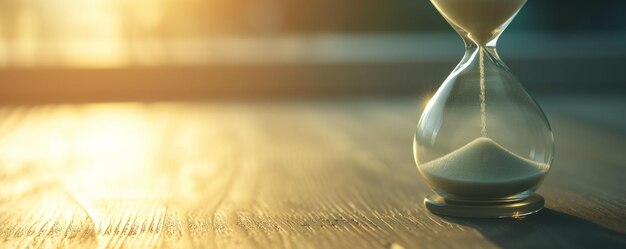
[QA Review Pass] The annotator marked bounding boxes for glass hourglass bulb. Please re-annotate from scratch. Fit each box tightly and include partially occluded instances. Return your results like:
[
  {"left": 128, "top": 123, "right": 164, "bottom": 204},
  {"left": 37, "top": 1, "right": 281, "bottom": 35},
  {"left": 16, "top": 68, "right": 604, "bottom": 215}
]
[{"left": 414, "top": 0, "right": 554, "bottom": 217}]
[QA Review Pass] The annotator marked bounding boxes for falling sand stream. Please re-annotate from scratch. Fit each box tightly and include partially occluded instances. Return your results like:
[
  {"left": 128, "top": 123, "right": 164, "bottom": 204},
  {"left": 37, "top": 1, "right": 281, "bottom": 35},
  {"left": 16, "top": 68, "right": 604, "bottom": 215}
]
[
  {"left": 431, "top": 0, "right": 528, "bottom": 136},
  {"left": 479, "top": 48, "right": 487, "bottom": 137}
]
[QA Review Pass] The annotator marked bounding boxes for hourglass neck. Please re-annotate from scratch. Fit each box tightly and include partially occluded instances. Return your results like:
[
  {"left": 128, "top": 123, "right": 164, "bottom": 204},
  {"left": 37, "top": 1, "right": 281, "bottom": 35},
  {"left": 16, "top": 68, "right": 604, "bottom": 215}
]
[
  {"left": 462, "top": 35, "right": 500, "bottom": 50},
  {"left": 460, "top": 42, "right": 503, "bottom": 66},
  {"left": 464, "top": 42, "right": 498, "bottom": 56}
]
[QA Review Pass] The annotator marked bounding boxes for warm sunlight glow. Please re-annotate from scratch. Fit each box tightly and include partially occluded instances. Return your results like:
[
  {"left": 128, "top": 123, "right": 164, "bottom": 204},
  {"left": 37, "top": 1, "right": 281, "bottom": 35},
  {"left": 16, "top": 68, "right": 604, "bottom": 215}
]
[
  {"left": 0, "top": 102, "right": 245, "bottom": 247},
  {"left": 0, "top": 0, "right": 310, "bottom": 67},
  {"left": 422, "top": 93, "right": 433, "bottom": 109},
  {"left": 0, "top": 105, "right": 157, "bottom": 199},
  {"left": 0, "top": 0, "right": 128, "bottom": 67}
]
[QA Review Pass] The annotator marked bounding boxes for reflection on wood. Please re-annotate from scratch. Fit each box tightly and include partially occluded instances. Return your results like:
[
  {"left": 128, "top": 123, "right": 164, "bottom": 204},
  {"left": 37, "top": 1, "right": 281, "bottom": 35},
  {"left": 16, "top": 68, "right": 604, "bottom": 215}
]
[{"left": 0, "top": 100, "right": 624, "bottom": 248}]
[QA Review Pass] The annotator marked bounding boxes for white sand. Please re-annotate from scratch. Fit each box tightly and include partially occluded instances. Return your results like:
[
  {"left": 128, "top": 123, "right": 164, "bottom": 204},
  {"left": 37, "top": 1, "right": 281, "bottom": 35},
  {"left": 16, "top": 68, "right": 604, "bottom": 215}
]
[
  {"left": 479, "top": 48, "right": 487, "bottom": 137},
  {"left": 419, "top": 137, "right": 548, "bottom": 198},
  {"left": 431, "top": 0, "right": 527, "bottom": 45}
]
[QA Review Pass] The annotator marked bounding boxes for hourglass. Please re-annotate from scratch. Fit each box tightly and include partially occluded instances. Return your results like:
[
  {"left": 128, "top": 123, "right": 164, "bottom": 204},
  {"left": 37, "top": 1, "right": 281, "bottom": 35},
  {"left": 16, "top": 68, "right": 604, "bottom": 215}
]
[{"left": 414, "top": 0, "right": 554, "bottom": 218}]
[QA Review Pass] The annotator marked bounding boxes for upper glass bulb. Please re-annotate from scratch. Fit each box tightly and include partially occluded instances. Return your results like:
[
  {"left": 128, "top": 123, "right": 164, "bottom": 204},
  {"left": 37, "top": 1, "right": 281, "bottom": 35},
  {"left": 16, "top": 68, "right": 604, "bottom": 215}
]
[{"left": 414, "top": 0, "right": 554, "bottom": 202}]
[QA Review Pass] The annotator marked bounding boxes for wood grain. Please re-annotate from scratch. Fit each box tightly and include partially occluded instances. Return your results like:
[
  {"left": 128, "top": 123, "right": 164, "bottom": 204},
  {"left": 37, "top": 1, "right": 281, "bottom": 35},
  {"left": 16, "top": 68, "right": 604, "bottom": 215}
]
[{"left": 0, "top": 99, "right": 624, "bottom": 249}]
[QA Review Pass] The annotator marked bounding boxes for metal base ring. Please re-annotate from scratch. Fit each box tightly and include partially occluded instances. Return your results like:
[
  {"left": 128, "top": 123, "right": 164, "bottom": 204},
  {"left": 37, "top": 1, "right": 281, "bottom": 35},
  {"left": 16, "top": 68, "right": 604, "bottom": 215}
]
[{"left": 424, "top": 194, "right": 544, "bottom": 218}]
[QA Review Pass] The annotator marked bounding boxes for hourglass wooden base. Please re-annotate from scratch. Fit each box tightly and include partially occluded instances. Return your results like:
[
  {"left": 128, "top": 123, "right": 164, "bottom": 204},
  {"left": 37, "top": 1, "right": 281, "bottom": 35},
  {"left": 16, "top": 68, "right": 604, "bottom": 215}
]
[{"left": 424, "top": 194, "right": 544, "bottom": 218}]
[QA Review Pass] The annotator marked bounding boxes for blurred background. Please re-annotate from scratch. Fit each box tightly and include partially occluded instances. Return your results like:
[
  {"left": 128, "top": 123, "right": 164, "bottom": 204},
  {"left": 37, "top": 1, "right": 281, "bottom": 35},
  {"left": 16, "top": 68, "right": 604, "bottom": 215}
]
[{"left": 0, "top": 0, "right": 625, "bottom": 103}]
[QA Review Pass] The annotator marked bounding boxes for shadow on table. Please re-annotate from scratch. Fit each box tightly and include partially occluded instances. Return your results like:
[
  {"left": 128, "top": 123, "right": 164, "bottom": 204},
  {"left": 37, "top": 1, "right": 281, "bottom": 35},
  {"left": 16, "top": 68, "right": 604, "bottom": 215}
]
[{"left": 441, "top": 209, "right": 626, "bottom": 249}]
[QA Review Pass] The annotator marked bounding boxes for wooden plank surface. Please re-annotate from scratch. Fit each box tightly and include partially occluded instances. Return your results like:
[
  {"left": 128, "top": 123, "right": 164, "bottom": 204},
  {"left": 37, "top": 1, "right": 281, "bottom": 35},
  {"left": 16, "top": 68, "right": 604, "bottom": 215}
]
[{"left": 0, "top": 98, "right": 624, "bottom": 248}]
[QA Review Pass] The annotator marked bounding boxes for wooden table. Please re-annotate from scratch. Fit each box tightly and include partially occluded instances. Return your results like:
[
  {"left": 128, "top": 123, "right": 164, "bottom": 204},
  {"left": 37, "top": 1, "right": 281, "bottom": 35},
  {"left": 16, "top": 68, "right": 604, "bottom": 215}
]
[{"left": 0, "top": 97, "right": 624, "bottom": 248}]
